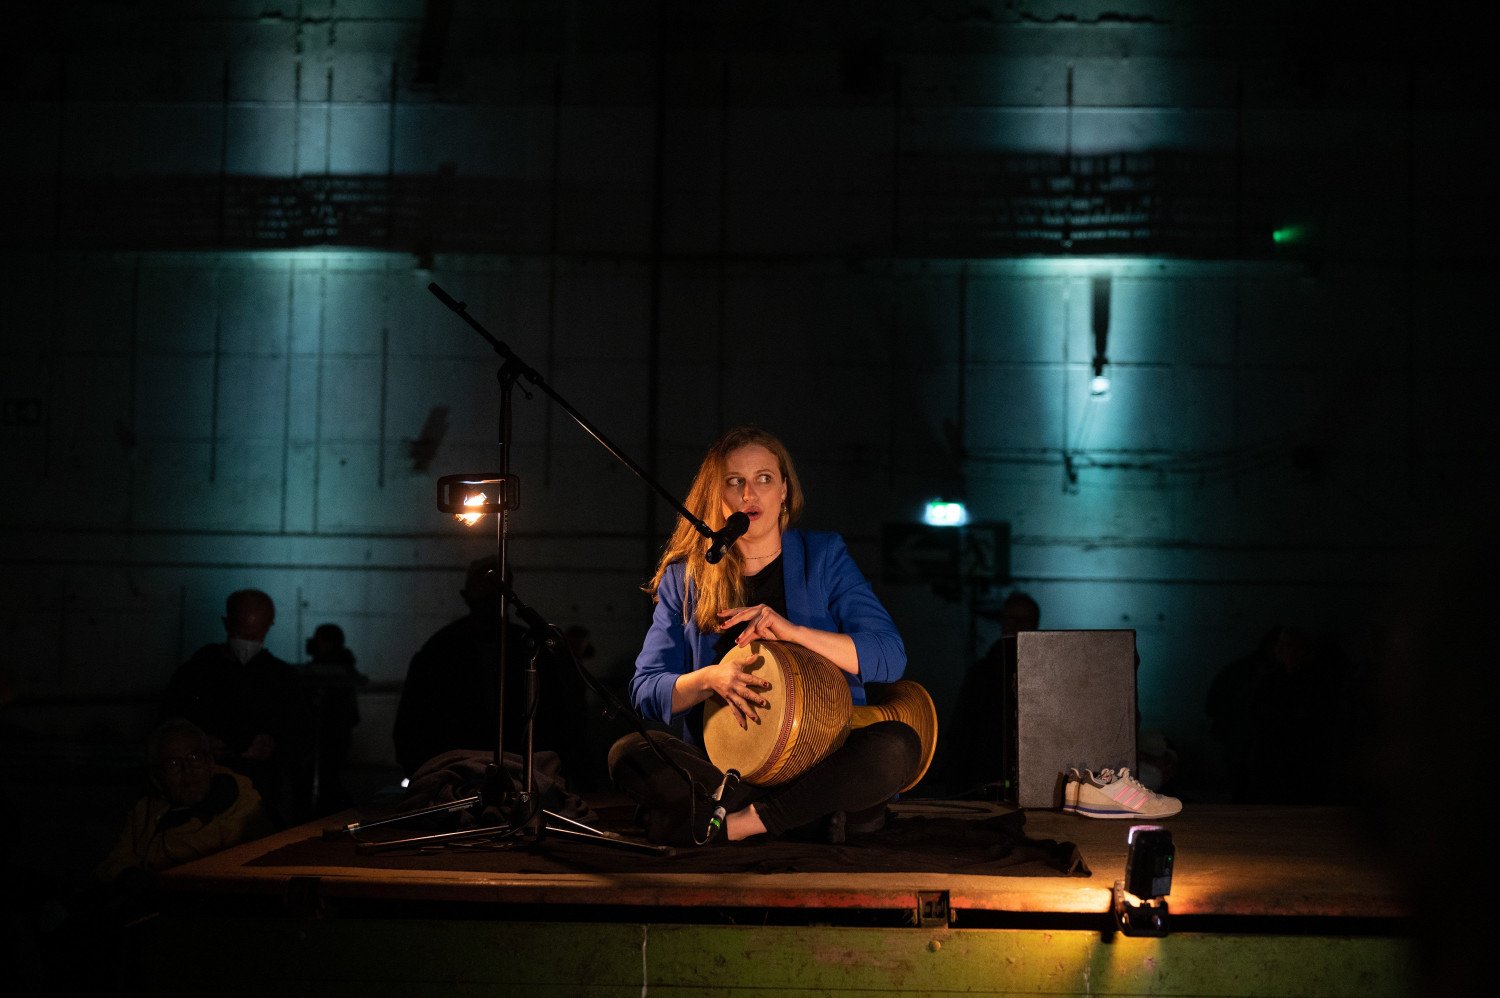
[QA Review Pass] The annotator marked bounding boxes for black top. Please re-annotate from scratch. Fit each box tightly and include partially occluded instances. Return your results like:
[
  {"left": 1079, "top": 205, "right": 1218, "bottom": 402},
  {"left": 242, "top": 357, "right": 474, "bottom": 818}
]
[{"left": 711, "top": 554, "right": 787, "bottom": 665}]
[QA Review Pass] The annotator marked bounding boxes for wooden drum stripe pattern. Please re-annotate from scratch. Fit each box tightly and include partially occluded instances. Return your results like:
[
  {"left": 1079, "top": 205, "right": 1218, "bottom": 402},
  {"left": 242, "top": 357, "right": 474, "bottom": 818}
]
[
  {"left": 773, "top": 644, "right": 852, "bottom": 786},
  {"left": 751, "top": 647, "right": 799, "bottom": 785}
]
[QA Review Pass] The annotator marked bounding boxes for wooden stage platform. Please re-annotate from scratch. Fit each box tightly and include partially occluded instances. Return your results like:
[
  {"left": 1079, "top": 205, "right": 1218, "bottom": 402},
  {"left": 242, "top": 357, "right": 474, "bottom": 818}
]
[
  {"left": 146, "top": 800, "right": 1421, "bottom": 996},
  {"left": 161, "top": 800, "right": 1409, "bottom": 921}
]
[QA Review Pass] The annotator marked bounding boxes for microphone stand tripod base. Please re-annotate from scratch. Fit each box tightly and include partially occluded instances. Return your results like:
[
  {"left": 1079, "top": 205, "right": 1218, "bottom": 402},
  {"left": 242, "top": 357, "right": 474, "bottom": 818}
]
[
  {"left": 337, "top": 762, "right": 675, "bottom": 856},
  {"left": 349, "top": 761, "right": 534, "bottom": 854}
]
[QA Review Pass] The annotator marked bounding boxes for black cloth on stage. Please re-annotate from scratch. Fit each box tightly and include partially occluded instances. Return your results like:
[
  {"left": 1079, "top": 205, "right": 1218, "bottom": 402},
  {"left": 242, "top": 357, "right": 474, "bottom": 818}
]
[{"left": 250, "top": 799, "right": 1089, "bottom": 878}]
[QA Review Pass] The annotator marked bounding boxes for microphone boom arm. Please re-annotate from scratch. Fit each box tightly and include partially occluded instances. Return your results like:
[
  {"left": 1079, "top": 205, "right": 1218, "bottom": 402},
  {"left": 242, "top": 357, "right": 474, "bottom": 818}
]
[{"left": 429, "top": 282, "right": 717, "bottom": 543}]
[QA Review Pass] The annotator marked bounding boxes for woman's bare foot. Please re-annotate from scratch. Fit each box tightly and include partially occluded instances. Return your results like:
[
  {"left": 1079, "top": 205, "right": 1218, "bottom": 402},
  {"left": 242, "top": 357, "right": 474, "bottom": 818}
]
[{"left": 725, "top": 803, "right": 766, "bottom": 841}]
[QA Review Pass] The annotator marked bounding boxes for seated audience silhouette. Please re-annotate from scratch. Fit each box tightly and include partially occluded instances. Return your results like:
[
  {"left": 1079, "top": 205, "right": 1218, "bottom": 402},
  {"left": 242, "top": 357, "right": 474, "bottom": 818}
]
[
  {"left": 1205, "top": 624, "right": 1350, "bottom": 804},
  {"left": 162, "top": 589, "right": 310, "bottom": 823},
  {"left": 393, "top": 558, "right": 593, "bottom": 786},
  {"left": 300, "top": 622, "right": 367, "bottom": 813}
]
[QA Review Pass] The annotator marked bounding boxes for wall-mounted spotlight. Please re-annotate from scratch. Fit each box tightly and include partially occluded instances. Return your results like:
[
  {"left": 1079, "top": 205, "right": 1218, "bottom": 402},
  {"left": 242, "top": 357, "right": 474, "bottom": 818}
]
[
  {"left": 436, "top": 473, "right": 520, "bottom": 526},
  {"left": 1113, "top": 824, "right": 1174, "bottom": 937},
  {"left": 1090, "top": 275, "right": 1111, "bottom": 396},
  {"left": 923, "top": 500, "right": 969, "bottom": 527}
]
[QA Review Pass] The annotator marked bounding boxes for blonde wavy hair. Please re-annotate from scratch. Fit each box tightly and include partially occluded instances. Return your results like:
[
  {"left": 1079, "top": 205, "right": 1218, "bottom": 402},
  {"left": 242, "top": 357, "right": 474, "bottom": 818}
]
[{"left": 646, "top": 426, "right": 805, "bottom": 632}]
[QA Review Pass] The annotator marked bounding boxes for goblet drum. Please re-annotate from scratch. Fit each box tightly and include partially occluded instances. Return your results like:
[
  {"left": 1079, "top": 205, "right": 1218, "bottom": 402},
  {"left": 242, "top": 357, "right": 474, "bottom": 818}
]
[{"left": 702, "top": 640, "right": 938, "bottom": 792}]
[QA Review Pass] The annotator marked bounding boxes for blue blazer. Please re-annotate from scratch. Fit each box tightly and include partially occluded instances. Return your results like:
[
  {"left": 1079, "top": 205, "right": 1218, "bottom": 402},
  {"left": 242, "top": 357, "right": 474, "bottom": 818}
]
[{"left": 630, "top": 529, "right": 906, "bottom": 743}]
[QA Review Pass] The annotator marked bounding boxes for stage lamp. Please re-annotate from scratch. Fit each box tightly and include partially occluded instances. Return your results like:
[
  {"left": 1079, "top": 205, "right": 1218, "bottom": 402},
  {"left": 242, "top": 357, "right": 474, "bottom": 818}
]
[
  {"left": 1090, "top": 275, "right": 1111, "bottom": 397},
  {"left": 923, "top": 500, "right": 968, "bottom": 527},
  {"left": 1113, "top": 824, "right": 1174, "bottom": 937},
  {"left": 1090, "top": 361, "right": 1111, "bottom": 397},
  {"left": 436, "top": 473, "right": 519, "bottom": 526}
]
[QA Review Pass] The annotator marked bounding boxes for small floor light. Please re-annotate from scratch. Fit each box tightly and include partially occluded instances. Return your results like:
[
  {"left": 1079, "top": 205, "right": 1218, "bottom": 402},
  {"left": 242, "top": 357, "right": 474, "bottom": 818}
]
[{"left": 1113, "top": 824, "right": 1174, "bottom": 936}]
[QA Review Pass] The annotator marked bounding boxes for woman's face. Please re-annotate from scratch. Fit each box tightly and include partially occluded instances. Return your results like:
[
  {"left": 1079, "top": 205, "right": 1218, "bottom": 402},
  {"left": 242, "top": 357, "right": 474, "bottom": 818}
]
[{"left": 720, "top": 443, "right": 788, "bottom": 546}]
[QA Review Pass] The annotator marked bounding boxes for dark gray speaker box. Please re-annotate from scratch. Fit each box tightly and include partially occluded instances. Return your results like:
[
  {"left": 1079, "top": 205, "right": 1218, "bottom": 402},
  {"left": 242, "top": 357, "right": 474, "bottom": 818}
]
[{"left": 1006, "top": 629, "right": 1137, "bottom": 808}]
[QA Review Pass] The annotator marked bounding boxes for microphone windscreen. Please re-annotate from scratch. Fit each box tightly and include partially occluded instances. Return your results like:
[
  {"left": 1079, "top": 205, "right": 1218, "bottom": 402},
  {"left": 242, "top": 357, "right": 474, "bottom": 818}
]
[{"left": 723, "top": 511, "right": 750, "bottom": 541}]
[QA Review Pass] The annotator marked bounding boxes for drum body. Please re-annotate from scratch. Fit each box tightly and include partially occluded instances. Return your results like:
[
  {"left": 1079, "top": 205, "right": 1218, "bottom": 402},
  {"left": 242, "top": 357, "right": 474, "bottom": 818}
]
[
  {"left": 850, "top": 679, "right": 939, "bottom": 793},
  {"left": 702, "top": 641, "right": 853, "bottom": 787}
]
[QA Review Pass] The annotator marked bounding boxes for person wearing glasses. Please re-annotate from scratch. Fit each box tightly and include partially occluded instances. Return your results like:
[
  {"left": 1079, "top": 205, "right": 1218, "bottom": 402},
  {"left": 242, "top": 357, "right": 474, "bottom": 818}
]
[{"left": 97, "top": 719, "right": 273, "bottom": 881}]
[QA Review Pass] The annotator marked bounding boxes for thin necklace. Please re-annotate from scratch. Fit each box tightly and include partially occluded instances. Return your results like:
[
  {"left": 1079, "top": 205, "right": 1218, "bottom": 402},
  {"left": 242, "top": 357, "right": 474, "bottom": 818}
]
[{"left": 743, "top": 548, "right": 781, "bottom": 561}]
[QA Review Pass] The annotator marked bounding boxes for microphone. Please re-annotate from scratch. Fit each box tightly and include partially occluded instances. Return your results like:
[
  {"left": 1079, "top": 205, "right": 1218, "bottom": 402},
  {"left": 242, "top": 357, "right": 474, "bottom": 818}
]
[
  {"left": 704, "top": 512, "right": 750, "bottom": 565},
  {"left": 704, "top": 768, "right": 742, "bottom": 843}
]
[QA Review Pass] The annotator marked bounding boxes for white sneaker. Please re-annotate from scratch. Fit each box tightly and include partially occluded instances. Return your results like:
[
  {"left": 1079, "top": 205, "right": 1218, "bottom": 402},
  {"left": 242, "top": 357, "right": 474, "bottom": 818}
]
[
  {"left": 1061, "top": 768, "right": 1084, "bottom": 813},
  {"left": 1062, "top": 765, "right": 1110, "bottom": 816},
  {"left": 1074, "top": 767, "right": 1182, "bottom": 820}
]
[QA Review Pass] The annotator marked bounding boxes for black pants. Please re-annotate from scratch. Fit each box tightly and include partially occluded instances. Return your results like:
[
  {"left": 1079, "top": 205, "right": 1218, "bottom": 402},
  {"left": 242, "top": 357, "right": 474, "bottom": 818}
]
[{"left": 607, "top": 721, "right": 922, "bottom": 838}]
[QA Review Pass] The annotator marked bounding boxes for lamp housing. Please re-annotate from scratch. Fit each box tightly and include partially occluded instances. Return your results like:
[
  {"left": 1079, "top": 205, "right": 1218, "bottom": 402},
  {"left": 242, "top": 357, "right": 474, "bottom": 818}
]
[{"left": 436, "top": 473, "right": 520, "bottom": 520}]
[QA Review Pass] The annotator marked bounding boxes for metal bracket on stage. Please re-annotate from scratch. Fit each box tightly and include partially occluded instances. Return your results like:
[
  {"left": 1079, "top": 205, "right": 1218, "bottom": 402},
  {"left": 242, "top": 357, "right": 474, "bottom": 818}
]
[
  {"left": 916, "top": 890, "right": 951, "bottom": 927},
  {"left": 1113, "top": 881, "right": 1170, "bottom": 937}
]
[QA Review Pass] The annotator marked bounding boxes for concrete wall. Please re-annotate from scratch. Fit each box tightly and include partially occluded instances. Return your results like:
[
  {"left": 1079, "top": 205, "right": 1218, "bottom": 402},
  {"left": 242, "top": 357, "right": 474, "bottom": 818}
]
[{"left": 1, "top": 1, "right": 1492, "bottom": 790}]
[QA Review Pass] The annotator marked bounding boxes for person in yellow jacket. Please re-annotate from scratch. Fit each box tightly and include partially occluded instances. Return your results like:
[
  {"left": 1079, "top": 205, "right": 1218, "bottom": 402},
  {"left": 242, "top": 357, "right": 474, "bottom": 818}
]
[{"left": 97, "top": 718, "right": 273, "bottom": 881}]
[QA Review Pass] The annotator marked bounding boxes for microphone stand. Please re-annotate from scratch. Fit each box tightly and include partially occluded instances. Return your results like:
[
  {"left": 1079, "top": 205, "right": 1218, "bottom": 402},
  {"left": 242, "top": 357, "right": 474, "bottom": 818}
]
[{"left": 329, "top": 283, "right": 737, "bottom": 854}]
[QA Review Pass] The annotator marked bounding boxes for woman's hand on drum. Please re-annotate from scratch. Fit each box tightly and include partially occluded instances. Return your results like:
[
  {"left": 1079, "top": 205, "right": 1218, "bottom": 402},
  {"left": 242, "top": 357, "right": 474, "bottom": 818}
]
[
  {"left": 700, "top": 656, "right": 773, "bottom": 729},
  {"left": 719, "top": 604, "right": 798, "bottom": 647},
  {"left": 720, "top": 605, "right": 863, "bottom": 678}
]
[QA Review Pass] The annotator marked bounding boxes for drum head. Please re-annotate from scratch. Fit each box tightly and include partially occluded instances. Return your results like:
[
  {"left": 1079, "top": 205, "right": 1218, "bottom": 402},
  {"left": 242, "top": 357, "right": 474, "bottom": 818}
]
[{"left": 702, "top": 642, "right": 786, "bottom": 781}]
